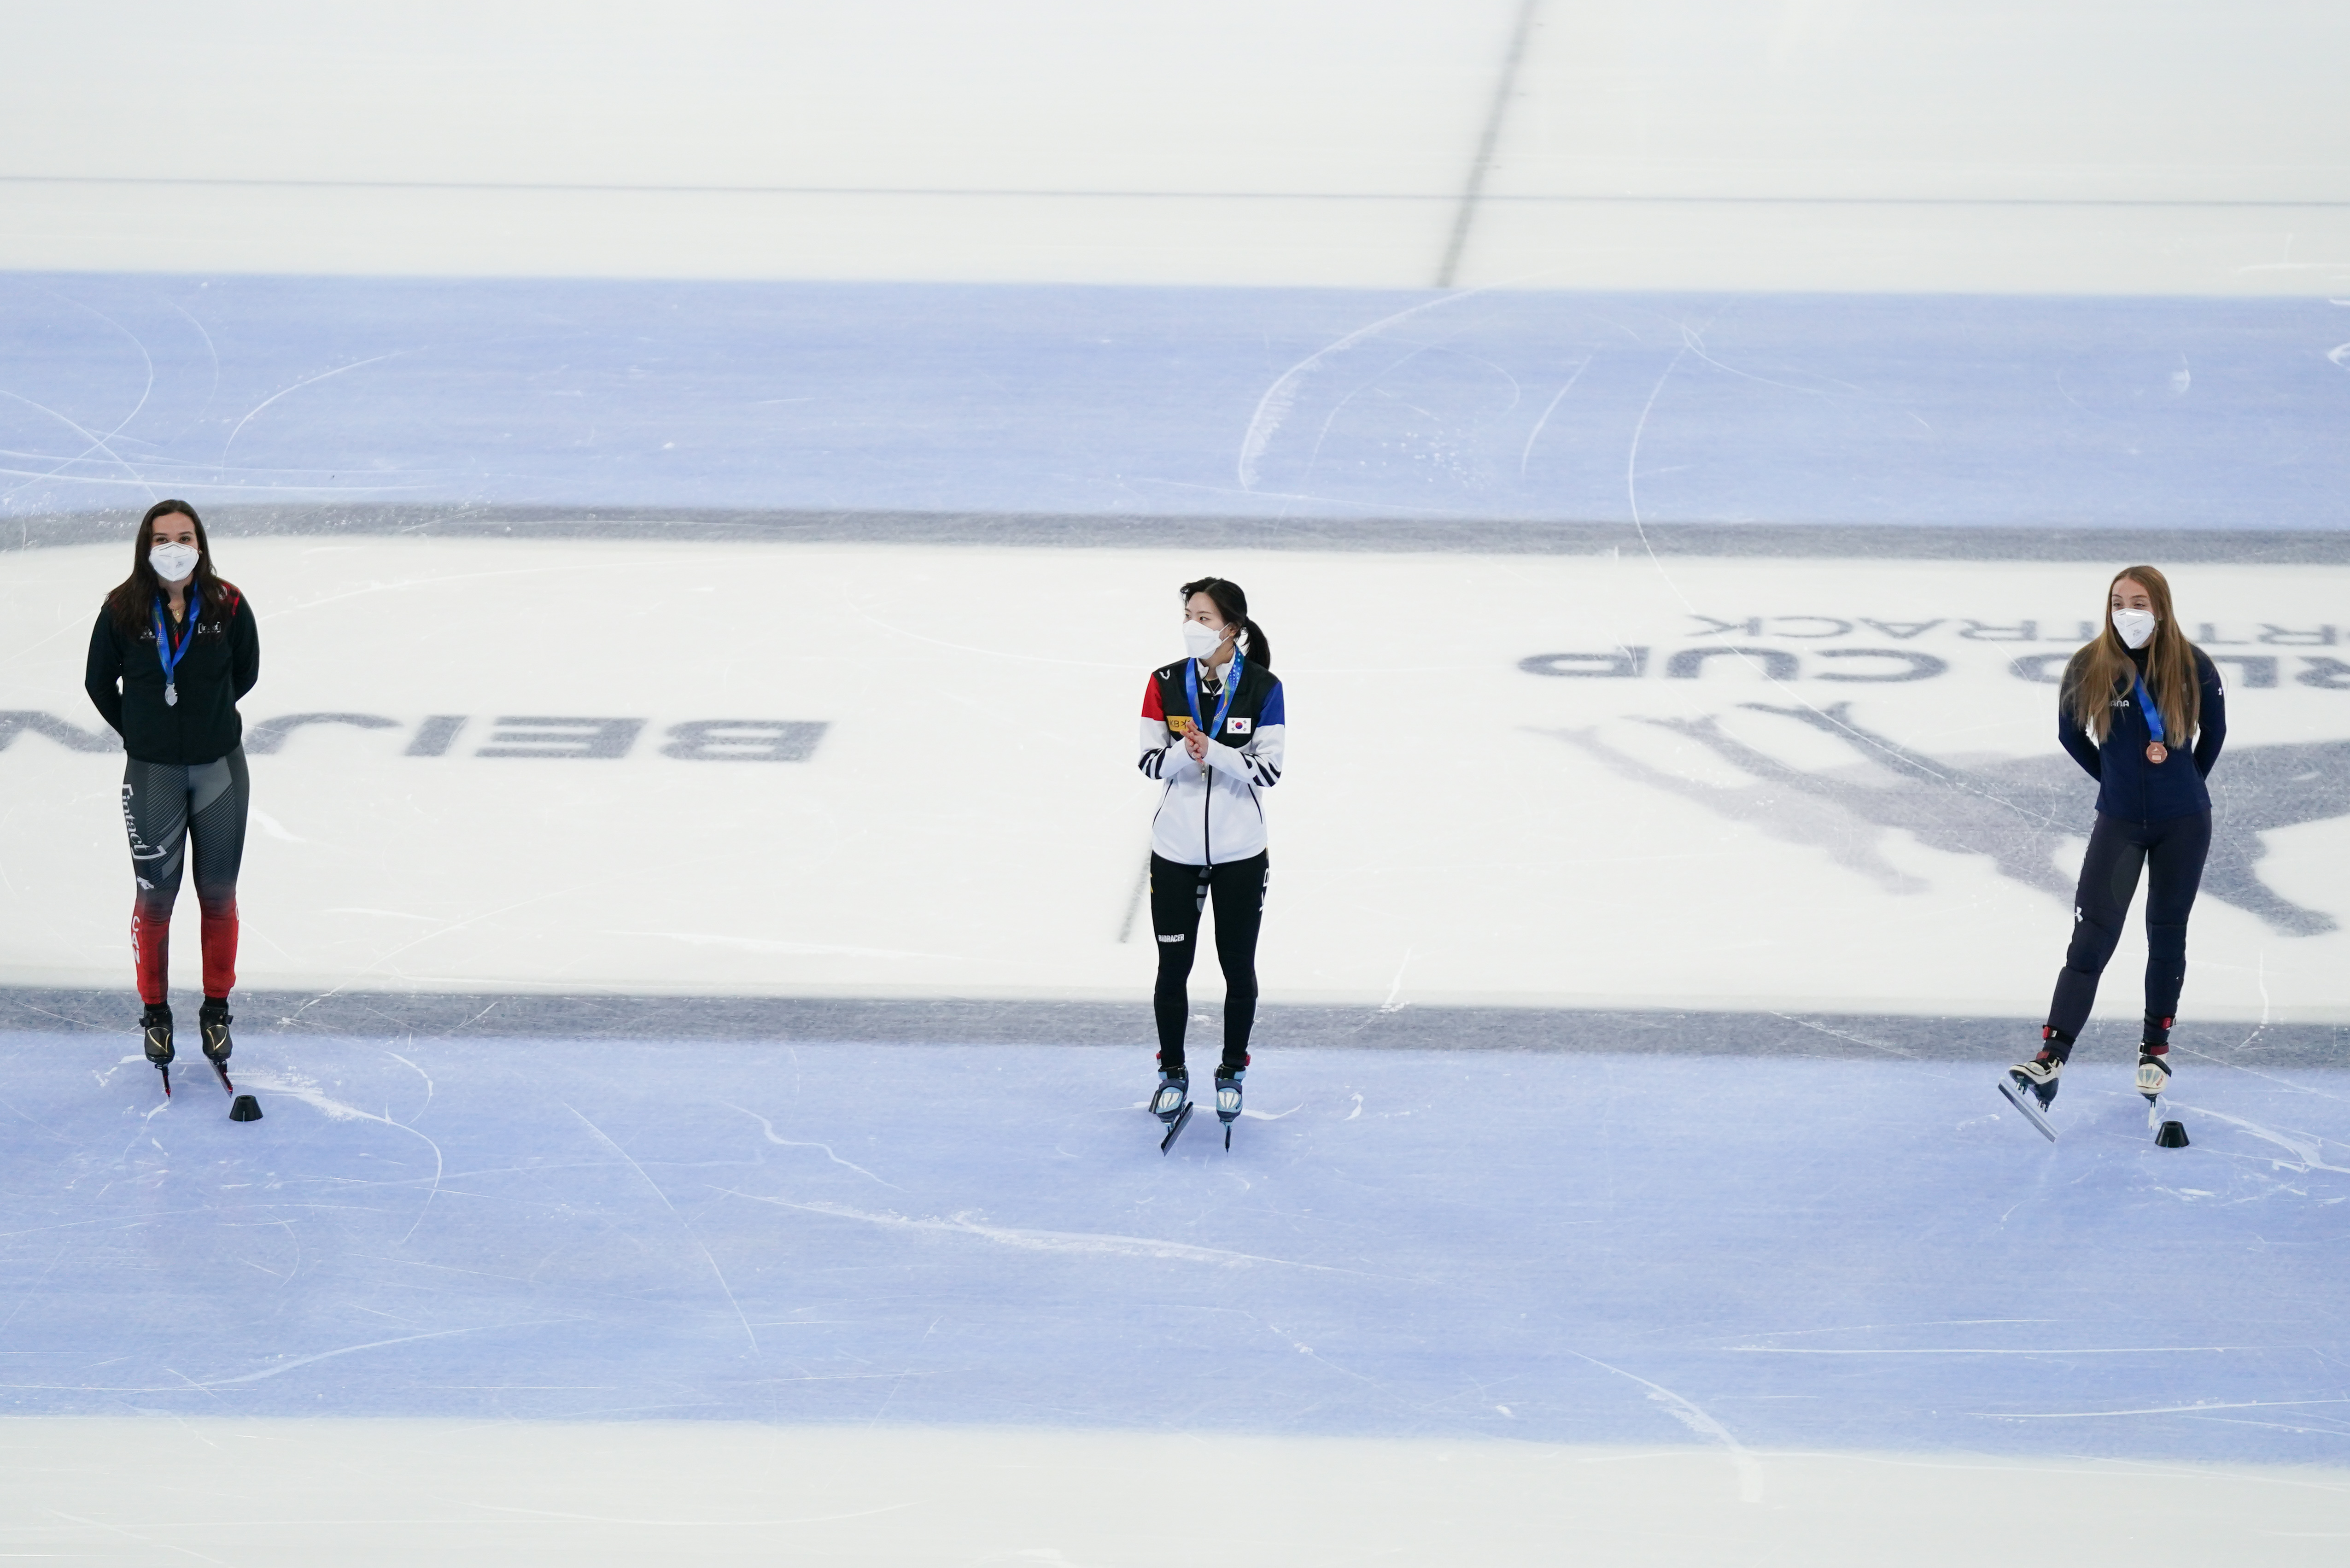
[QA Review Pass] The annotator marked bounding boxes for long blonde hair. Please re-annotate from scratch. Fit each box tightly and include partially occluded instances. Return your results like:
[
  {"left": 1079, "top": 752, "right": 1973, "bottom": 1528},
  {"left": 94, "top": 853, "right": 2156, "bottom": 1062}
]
[{"left": 2063, "top": 564, "right": 2200, "bottom": 744}]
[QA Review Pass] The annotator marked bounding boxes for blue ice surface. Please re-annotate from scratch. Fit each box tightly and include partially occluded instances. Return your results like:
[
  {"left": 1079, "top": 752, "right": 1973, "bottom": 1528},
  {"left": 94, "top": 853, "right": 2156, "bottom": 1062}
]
[
  {"left": 3, "top": 1032, "right": 2345, "bottom": 1465},
  {"left": 4, "top": 273, "right": 2348, "bottom": 530}
]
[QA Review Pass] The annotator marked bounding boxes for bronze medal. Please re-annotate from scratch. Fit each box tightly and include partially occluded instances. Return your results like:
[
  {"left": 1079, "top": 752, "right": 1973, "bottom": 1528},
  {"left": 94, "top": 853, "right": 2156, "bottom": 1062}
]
[{"left": 2146, "top": 741, "right": 2168, "bottom": 765}]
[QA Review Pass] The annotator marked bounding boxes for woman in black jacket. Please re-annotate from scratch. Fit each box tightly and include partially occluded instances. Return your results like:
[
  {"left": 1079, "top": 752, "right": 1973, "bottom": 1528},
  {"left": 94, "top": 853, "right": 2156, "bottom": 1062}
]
[
  {"left": 2006, "top": 565, "right": 2225, "bottom": 1125},
  {"left": 84, "top": 501, "right": 261, "bottom": 1092}
]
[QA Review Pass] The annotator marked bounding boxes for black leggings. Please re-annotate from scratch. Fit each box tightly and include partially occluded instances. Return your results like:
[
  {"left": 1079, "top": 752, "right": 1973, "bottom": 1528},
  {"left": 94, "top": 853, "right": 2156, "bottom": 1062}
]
[
  {"left": 1150, "top": 851, "right": 1268, "bottom": 1074},
  {"left": 123, "top": 749, "right": 249, "bottom": 1007},
  {"left": 2046, "top": 810, "right": 2211, "bottom": 1045}
]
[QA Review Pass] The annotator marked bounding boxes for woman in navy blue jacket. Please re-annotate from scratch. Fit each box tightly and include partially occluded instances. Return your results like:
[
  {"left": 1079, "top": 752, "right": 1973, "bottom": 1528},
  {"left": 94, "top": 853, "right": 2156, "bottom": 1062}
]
[{"left": 2009, "top": 566, "right": 2225, "bottom": 1118}]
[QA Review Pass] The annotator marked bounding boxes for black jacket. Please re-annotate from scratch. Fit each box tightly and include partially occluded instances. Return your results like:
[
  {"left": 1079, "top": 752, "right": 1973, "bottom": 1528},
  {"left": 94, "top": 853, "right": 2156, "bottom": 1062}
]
[
  {"left": 85, "top": 584, "right": 260, "bottom": 765},
  {"left": 2058, "top": 644, "right": 2225, "bottom": 823}
]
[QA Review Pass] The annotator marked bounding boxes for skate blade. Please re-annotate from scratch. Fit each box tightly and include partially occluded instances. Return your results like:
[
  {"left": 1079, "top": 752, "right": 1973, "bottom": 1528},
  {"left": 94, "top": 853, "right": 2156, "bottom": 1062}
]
[
  {"left": 1158, "top": 1101, "right": 1194, "bottom": 1154},
  {"left": 1997, "top": 1078, "right": 2058, "bottom": 1142},
  {"left": 2145, "top": 1094, "right": 2163, "bottom": 1131}
]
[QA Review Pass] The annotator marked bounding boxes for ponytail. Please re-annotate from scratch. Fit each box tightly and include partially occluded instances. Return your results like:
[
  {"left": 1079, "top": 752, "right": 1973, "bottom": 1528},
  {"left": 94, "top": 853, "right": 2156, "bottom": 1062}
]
[
  {"left": 1238, "top": 617, "right": 1272, "bottom": 673},
  {"left": 1181, "top": 575, "right": 1272, "bottom": 674}
]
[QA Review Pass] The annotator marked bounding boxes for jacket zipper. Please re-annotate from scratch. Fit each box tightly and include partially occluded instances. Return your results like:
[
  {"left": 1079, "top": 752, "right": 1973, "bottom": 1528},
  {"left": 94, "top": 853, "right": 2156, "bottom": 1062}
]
[{"left": 1202, "top": 742, "right": 1215, "bottom": 869}]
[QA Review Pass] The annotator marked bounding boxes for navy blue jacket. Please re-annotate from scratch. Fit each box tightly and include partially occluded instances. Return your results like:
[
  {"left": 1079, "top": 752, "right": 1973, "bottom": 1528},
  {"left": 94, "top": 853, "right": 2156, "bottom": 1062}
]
[
  {"left": 2058, "top": 645, "right": 2225, "bottom": 822},
  {"left": 85, "top": 584, "right": 260, "bottom": 765}
]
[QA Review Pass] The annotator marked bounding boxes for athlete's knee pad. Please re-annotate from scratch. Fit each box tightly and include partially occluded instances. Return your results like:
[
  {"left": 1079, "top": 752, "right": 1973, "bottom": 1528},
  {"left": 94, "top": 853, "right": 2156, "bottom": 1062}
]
[
  {"left": 2144, "top": 924, "right": 2189, "bottom": 1016},
  {"left": 2063, "top": 910, "right": 2125, "bottom": 975}
]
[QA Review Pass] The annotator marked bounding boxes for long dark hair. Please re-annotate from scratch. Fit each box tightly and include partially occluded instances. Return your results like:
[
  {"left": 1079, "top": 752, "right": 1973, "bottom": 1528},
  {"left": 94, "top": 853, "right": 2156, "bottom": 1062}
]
[
  {"left": 2063, "top": 564, "right": 2200, "bottom": 744},
  {"left": 105, "top": 500, "right": 228, "bottom": 638},
  {"left": 1181, "top": 576, "right": 1272, "bottom": 673}
]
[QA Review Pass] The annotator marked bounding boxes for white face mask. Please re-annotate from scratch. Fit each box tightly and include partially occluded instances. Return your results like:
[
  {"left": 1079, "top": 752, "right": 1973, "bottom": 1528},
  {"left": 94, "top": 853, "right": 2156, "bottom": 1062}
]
[
  {"left": 1182, "top": 620, "right": 1228, "bottom": 661},
  {"left": 2112, "top": 607, "right": 2157, "bottom": 649},
  {"left": 150, "top": 542, "right": 201, "bottom": 583}
]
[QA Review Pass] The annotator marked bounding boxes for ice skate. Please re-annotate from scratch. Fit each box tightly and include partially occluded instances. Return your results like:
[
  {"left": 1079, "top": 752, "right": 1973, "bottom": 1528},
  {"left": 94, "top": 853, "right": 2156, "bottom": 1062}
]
[
  {"left": 1214, "top": 1069, "right": 1244, "bottom": 1123},
  {"left": 199, "top": 1001, "right": 234, "bottom": 1065},
  {"left": 2136, "top": 1050, "right": 2172, "bottom": 1129},
  {"left": 1998, "top": 1050, "right": 2062, "bottom": 1141},
  {"left": 1152, "top": 1068, "right": 1194, "bottom": 1153},
  {"left": 2009, "top": 1053, "right": 2060, "bottom": 1112},
  {"left": 141, "top": 1004, "right": 174, "bottom": 1097},
  {"left": 1214, "top": 1068, "right": 1244, "bottom": 1150},
  {"left": 1151, "top": 1068, "right": 1190, "bottom": 1123}
]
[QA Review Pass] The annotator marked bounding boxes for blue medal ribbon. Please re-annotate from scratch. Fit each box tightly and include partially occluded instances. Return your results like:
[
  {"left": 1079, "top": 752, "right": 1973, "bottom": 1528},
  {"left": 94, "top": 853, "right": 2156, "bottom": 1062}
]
[
  {"left": 2130, "top": 673, "right": 2171, "bottom": 764},
  {"left": 153, "top": 592, "right": 199, "bottom": 708},
  {"left": 1184, "top": 651, "right": 1243, "bottom": 768},
  {"left": 2131, "top": 675, "right": 2166, "bottom": 746}
]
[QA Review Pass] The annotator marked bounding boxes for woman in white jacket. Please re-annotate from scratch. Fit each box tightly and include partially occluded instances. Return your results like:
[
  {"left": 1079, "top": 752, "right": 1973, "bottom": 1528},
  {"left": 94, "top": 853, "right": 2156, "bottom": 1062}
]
[{"left": 1135, "top": 577, "right": 1286, "bottom": 1138}]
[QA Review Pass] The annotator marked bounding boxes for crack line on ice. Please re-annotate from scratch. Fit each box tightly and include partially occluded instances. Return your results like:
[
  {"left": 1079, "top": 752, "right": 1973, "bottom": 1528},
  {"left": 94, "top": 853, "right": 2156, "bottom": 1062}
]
[
  {"left": 193, "top": 1322, "right": 561, "bottom": 1388},
  {"left": 1735, "top": 1345, "right": 2287, "bottom": 1355},
  {"left": 1764, "top": 1012, "right": 1914, "bottom": 1058},
  {"left": 567, "top": 1105, "right": 761, "bottom": 1355},
  {"left": 2168, "top": 1103, "right": 2350, "bottom": 1175},
  {"left": 1565, "top": 1350, "right": 1763, "bottom": 1504},
  {"left": 1982, "top": 1398, "right": 2350, "bottom": 1420},
  {"left": 1237, "top": 289, "right": 1487, "bottom": 490},
  {"left": 724, "top": 1104, "right": 900, "bottom": 1189},
  {"left": 717, "top": 1191, "right": 1415, "bottom": 1280},
  {"left": 218, "top": 349, "right": 408, "bottom": 467},
  {"left": 1520, "top": 355, "right": 1592, "bottom": 474},
  {"left": 233, "top": 1068, "right": 445, "bottom": 1245}
]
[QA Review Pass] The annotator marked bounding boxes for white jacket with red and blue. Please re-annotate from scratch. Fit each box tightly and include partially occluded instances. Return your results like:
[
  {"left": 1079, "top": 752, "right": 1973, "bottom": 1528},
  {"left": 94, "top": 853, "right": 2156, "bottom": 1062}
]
[{"left": 1136, "top": 655, "right": 1286, "bottom": 866}]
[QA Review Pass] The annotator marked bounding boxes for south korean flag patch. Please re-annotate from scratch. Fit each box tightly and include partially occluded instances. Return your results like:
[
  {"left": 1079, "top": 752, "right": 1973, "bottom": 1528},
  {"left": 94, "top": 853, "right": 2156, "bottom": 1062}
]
[{"left": 1226, "top": 716, "right": 1253, "bottom": 735}]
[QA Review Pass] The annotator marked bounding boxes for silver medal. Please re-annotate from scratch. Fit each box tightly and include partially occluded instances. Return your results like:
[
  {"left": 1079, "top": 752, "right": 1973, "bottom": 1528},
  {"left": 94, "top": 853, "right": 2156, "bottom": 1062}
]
[{"left": 164, "top": 684, "right": 177, "bottom": 707}]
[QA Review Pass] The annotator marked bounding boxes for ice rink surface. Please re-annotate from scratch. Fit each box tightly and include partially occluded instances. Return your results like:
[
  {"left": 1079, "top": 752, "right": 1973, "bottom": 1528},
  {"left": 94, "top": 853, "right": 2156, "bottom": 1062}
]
[
  {"left": 6, "top": 275, "right": 2350, "bottom": 529},
  {"left": 3, "top": 1034, "right": 2348, "bottom": 1562},
  {"left": 5, "top": 285, "right": 2350, "bottom": 1559},
  {"left": 11, "top": 1033, "right": 2350, "bottom": 1462},
  {"left": 7, "top": 3, "right": 2350, "bottom": 1559}
]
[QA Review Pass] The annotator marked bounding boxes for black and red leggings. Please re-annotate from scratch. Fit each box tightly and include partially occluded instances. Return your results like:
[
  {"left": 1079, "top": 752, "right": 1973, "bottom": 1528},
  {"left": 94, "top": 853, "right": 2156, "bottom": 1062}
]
[{"left": 123, "top": 749, "right": 248, "bottom": 1006}]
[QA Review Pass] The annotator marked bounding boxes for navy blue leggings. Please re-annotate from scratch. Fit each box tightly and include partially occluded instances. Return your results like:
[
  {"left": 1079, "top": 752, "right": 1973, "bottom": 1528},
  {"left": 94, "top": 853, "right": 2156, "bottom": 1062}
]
[{"left": 2047, "top": 810, "right": 2211, "bottom": 1044}]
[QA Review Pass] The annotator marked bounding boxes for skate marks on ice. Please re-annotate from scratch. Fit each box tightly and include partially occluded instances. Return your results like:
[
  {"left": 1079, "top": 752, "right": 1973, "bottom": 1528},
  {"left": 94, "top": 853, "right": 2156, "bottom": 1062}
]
[
  {"left": 1546, "top": 701, "right": 2350, "bottom": 936},
  {"left": 717, "top": 1189, "right": 1407, "bottom": 1278},
  {"left": 10, "top": 280, "right": 2350, "bottom": 536},
  {"left": 4, "top": 1034, "right": 2350, "bottom": 1476},
  {"left": 23, "top": 502, "right": 2350, "bottom": 563}
]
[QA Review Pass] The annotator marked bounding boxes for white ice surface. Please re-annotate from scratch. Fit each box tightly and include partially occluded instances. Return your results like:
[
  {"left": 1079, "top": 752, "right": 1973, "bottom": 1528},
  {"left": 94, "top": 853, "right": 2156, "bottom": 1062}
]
[
  {"left": 6, "top": 1419, "right": 2348, "bottom": 1566},
  {"left": 6, "top": 540, "right": 2348, "bottom": 1019},
  {"left": 5, "top": 2, "right": 2347, "bottom": 291}
]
